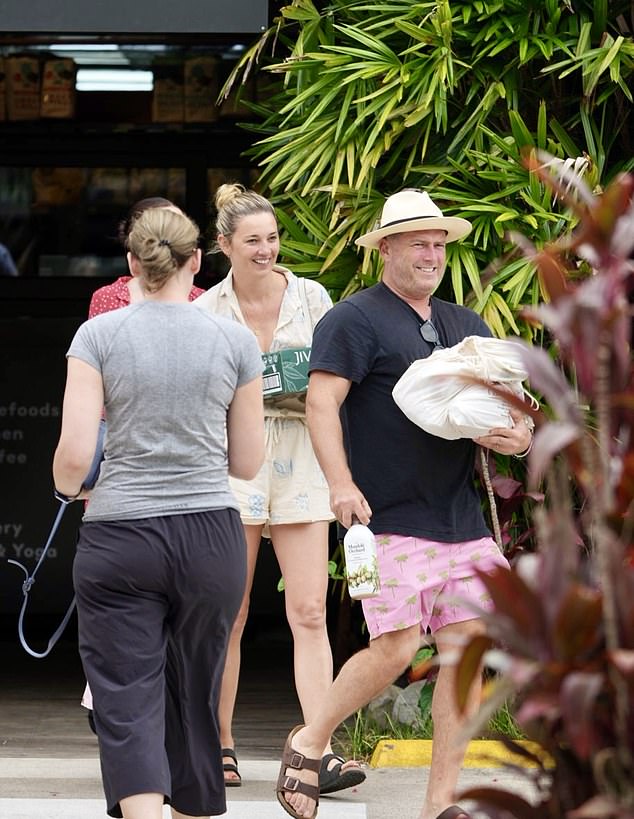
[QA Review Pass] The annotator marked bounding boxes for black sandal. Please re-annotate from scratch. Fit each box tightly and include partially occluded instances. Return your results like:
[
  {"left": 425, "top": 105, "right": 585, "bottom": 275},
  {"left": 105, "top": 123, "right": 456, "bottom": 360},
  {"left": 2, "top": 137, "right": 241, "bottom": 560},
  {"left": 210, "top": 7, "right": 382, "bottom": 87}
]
[
  {"left": 222, "top": 747, "right": 242, "bottom": 787},
  {"left": 319, "top": 753, "right": 366, "bottom": 794}
]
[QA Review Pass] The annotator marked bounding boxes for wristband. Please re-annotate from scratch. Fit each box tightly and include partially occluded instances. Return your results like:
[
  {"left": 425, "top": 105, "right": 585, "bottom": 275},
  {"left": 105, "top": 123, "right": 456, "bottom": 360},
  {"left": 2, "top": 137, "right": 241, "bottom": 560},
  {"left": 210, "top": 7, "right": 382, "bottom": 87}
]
[
  {"left": 514, "top": 418, "right": 535, "bottom": 459},
  {"left": 54, "top": 488, "right": 82, "bottom": 505}
]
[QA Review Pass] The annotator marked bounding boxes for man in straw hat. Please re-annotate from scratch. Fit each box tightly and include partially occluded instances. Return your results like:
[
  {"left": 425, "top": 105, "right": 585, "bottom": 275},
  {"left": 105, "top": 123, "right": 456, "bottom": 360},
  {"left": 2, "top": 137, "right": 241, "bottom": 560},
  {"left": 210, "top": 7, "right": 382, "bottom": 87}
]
[{"left": 275, "top": 190, "right": 533, "bottom": 819}]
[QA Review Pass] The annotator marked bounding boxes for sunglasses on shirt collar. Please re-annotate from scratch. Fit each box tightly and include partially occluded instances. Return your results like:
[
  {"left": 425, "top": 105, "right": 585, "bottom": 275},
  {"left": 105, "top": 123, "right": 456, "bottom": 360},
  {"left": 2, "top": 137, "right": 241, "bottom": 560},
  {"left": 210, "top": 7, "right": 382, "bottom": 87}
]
[{"left": 419, "top": 319, "right": 444, "bottom": 351}]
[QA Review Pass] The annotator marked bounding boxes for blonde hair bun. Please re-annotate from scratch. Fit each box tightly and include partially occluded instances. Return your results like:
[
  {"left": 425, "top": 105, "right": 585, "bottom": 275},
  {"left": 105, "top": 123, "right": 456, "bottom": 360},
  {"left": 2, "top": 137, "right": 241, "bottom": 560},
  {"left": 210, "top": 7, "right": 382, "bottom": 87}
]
[
  {"left": 128, "top": 207, "right": 199, "bottom": 294},
  {"left": 215, "top": 183, "right": 246, "bottom": 211}
]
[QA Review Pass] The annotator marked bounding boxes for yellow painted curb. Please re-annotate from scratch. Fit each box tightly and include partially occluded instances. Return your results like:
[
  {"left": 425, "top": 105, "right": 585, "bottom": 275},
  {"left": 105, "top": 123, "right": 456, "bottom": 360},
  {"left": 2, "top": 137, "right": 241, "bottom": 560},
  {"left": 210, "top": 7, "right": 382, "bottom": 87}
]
[{"left": 370, "top": 739, "right": 553, "bottom": 769}]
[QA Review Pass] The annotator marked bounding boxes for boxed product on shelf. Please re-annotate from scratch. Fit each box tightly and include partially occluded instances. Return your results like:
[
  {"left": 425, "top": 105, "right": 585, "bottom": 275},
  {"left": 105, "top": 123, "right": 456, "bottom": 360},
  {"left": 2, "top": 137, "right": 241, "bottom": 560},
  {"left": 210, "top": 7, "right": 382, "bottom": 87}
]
[
  {"left": 32, "top": 167, "right": 86, "bottom": 205},
  {"left": 87, "top": 168, "right": 129, "bottom": 205},
  {"left": 152, "top": 61, "right": 184, "bottom": 123},
  {"left": 184, "top": 56, "right": 218, "bottom": 123},
  {"left": 6, "top": 55, "right": 40, "bottom": 121},
  {"left": 40, "top": 58, "right": 76, "bottom": 118}
]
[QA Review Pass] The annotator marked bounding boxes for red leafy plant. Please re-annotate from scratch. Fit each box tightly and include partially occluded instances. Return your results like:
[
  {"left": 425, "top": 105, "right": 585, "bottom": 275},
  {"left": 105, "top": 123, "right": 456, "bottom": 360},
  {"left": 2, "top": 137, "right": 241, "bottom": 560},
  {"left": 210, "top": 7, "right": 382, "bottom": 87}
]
[{"left": 455, "top": 156, "right": 634, "bottom": 819}]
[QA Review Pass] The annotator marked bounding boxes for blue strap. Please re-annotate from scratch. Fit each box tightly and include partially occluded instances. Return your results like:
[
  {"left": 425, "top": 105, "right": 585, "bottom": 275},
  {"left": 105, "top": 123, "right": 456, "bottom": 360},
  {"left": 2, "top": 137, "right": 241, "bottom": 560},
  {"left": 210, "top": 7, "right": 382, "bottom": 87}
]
[
  {"left": 8, "top": 499, "right": 76, "bottom": 659},
  {"left": 8, "top": 419, "right": 106, "bottom": 658}
]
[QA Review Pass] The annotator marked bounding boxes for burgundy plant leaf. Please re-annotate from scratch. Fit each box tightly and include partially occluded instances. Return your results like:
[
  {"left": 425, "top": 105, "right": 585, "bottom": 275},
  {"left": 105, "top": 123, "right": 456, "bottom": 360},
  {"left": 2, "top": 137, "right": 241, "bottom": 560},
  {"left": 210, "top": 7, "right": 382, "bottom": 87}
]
[
  {"left": 536, "top": 513, "right": 584, "bottom": 625},
  {"left": 458, "top": 785, "right": 542, "bottom": 819},
  {"left": 525, "top": 284, "right": 629, "bottom": 403},
  {"left": 515, "top": 690, "right": 561, "bottom": 727},
  {"left": 560, "top": 671, "right": 605, "bottom": 760},
  {"left": 491, "top": 475, "right": 525, "bottom": 500},
  {"left": 475, "top": 565, "right": 547, "bottom": 652},
  {"left": 614, "top": 450, "right": 634, "bottom": 521},
  {"left": 575, "top": 172, "right": 634, "bottom": 259},
  {"left": 528, "top": 245, "right": 573, "bottom": 304},
  {"left": 553, "top": 585, "right": 603, "bottom": 663},
  {"left": 523, "top": 300, "right": 575, "bottom": 348},
  {"left": 488, "top": 159, "right": 634, "bottom": 816},
  {"left": 484, "top": 653, "right": 540, "bottom": 689},
  {"left": 567, "top": 794, "right": 634, "bottom": 818},
  {"left": 528, "top": 422, "right": 581, "bottom": 488},
  {"left": 611, "top": 191, "right": 634, "bottom": 259},
  {"left": 565, "top": 274, "right": 631, "bottom": 397},
  {"left": 513, "top": 343, "right": 584, "bottom": 426},
  {"left": 492, "top": 735, "right": 548, "bottom": 768},
  {"left": 488, "top": 472, "right": 541, "bottom": 547},
  {"left": 455, "top": 633, "right": 494, "bottom": 713},
  {"left": 466, "top": 603, "right": 535, "bottom": 658},
  {"left": 616, "top": 573, "right": 634, "bottom": 647},
  {"left": 608, "top": 649, "right": 634, "bottom": 679}
]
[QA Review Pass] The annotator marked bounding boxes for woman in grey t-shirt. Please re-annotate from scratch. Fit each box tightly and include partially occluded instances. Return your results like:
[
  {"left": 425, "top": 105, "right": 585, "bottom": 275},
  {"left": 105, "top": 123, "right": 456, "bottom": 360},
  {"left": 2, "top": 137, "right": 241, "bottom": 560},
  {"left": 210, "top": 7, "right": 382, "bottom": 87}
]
[{"left": 53, "top": 207, "right": 264, "bottom": 819}]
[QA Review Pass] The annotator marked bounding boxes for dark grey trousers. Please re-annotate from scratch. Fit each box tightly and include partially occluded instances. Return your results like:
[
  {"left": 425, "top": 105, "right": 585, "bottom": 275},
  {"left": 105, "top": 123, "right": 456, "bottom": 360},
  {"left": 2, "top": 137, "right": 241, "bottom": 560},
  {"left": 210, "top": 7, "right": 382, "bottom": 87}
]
[{"left": 73, "top": 508, "right": 246, "bottom": 818}]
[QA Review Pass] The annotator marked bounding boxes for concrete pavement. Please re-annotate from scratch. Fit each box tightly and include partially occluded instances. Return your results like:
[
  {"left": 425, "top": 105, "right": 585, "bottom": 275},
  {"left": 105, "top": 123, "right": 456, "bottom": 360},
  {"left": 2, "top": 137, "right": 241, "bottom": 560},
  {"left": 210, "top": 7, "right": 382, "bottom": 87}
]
[
  {"left": 0, "top": 637, "right": 539, "bottom": 818},
  {"left": 0, "top": 756, "right": 538, "bottom": 819}
]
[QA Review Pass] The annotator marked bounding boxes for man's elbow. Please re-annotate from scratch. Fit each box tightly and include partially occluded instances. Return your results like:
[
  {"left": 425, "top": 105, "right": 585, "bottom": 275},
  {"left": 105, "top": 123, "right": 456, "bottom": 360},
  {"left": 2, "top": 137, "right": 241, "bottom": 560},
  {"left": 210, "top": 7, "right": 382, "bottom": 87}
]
[
  {"left": 306, "top": 389, "right": 335, "bottom": 431},
  {"left": 305, "top": 389, "right": 322, "bottom": 427}
]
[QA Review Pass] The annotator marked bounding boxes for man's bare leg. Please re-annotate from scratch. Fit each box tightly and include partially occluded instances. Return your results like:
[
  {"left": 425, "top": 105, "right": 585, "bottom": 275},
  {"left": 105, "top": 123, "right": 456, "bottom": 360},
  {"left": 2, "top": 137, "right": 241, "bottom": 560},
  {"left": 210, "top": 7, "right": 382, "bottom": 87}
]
[
  {"left": 280, "top": 624, "right": 421, "bottom": 819},
  {"left": 419, "top": 618, "right": 484, "bottom": 819}
]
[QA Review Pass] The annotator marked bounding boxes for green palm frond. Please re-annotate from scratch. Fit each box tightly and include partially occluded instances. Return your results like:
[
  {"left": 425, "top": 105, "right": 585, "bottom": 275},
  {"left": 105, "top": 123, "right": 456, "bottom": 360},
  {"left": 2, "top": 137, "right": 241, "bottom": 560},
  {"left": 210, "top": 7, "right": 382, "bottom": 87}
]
[{"left": 219, "top": 0, "right": 632, "bottom": 336}]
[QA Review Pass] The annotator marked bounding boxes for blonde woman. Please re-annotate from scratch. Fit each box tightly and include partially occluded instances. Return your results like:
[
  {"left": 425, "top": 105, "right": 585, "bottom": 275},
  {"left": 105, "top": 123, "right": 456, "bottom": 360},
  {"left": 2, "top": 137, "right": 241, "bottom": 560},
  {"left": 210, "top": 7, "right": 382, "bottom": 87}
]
[
  {"left": 195, "top": 184, "right": 365, "bottom": 794},
  {"left": 54, "top": 206, "right": 264, "bottom": 819},
  {"left": 81, "top": 196, "right": 204, "bottom": 729}
]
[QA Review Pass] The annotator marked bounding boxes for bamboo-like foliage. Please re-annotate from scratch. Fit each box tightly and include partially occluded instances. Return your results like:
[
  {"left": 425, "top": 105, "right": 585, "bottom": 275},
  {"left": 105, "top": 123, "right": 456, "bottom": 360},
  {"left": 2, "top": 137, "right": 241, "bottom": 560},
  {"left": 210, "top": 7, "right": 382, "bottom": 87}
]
[{"left": 227, "top": 0, "right": 633, "bottom": 337}]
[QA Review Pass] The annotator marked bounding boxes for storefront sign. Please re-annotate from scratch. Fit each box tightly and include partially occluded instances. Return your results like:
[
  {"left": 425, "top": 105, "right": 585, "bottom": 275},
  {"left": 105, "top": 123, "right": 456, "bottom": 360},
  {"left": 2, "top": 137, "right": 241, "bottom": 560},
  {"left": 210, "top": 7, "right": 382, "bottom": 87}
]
[{"left": 0, "top": 317, "right": 84, "bottom": 616}]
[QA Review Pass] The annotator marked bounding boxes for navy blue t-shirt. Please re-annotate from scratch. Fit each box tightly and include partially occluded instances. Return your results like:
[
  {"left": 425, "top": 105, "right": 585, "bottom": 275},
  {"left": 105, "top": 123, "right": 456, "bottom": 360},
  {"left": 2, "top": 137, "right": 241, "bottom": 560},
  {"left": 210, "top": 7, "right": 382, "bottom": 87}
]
[{"left": 309, "top": 282, "right": 492, "bottom": 542}]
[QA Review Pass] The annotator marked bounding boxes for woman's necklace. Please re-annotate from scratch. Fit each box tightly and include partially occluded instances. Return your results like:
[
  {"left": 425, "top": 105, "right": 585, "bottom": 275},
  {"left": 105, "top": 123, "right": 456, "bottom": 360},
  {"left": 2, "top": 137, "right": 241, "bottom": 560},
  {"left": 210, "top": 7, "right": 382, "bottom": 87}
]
[
  {"left": 235, "top": 272, "right": 285, "bottom": 346},
  {"left": 239, "top": 302, "right": 264, "bottom": 336}
]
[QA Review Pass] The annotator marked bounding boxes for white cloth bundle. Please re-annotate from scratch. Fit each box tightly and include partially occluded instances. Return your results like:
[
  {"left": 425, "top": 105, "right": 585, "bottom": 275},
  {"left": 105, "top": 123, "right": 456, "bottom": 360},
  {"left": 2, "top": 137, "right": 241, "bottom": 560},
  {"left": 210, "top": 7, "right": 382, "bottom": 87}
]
[{"left": 392, "top": 335, "right": 529, "bottom": 440}]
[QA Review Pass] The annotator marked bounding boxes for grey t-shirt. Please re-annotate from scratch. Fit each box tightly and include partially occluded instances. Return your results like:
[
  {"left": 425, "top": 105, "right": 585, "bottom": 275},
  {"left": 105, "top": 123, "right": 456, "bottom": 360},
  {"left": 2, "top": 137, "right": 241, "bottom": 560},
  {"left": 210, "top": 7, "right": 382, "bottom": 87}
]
[{"left": 67, "top": 301, "right": 263, "bottom": 522}]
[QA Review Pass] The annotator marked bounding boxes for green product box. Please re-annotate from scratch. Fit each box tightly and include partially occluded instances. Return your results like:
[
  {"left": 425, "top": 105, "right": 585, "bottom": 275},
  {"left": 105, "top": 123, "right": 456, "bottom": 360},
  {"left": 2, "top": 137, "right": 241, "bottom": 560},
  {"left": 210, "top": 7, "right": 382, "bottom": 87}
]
[{"left": 262, "top": 346, "right": 311, "bottom": 397}]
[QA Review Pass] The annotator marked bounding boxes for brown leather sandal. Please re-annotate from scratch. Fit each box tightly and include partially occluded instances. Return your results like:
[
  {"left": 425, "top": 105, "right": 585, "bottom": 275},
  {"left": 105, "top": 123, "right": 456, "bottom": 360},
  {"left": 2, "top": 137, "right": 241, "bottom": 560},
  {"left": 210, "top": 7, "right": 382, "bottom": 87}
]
[
  {"left": 436, "top": 806, "right": 471, "bottom": 819},
  {"left": 276, "top": 725, "right": 321, "bottom": 819}
]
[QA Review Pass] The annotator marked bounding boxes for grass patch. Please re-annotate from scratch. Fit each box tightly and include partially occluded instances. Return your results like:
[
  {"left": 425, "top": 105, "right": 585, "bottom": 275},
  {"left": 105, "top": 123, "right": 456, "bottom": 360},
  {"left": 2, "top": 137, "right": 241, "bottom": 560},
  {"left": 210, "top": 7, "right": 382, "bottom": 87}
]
[
  {"left": 333, "top": 696, "right": 524, "bottom": 763},
  {"left": 333, "top": 710, "right": 431, "bottom": 761},
  {"left": 486, "top": 699, "right": 524, "bottom": 740}
]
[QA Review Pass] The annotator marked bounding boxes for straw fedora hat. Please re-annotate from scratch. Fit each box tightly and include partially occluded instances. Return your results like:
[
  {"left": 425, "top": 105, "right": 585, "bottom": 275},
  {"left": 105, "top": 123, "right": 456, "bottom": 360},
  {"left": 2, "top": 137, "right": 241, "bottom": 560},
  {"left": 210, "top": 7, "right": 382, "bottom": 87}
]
[{"left": 355, "top": 189, "right": 472, "bottom": 249}]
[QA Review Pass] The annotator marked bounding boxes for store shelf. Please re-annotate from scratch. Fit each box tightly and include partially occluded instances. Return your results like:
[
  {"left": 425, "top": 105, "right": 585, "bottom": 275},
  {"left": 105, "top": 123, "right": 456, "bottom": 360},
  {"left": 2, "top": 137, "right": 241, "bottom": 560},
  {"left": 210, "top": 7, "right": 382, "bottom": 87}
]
[{"left": 0, "top": 120, "right": 255, "bottom": 166}]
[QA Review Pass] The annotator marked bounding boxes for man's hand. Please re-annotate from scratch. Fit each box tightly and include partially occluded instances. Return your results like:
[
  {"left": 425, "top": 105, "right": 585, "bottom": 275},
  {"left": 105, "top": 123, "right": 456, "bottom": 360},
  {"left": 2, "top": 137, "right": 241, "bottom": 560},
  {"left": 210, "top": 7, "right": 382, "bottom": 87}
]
[
  {"left": 329, "top": 479, "right": 372, "bottom": 528},
  {"left": 473, "top": 406, "right": 533, "bottom": 456}
]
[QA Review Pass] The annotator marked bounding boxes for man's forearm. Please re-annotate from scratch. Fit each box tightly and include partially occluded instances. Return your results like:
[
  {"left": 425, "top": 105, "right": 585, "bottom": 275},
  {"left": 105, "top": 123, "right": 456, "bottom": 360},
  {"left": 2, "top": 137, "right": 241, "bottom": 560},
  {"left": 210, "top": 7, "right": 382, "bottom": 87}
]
[{"left": 306, "top": 396, "right": 352, "bottom": 491}]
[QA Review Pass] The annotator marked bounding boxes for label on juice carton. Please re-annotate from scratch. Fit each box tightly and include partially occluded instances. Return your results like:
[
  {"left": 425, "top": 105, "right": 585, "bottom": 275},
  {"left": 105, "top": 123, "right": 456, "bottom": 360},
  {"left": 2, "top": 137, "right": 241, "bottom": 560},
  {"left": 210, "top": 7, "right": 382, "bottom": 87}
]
[
  {"left": 262, "top": 346, "right": 311, "bottom": 398},
  {"left": 343, "top": 524, "right": 380, "bottom": 600}
]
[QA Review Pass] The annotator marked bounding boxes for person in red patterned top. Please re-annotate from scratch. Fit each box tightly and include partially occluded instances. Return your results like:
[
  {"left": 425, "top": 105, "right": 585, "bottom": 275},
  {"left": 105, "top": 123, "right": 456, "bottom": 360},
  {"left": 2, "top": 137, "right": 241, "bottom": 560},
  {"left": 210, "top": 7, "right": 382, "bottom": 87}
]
[{"left": 88, "top": 197, "right": 204, "bottom": 318}]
